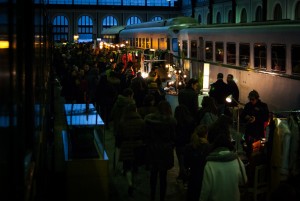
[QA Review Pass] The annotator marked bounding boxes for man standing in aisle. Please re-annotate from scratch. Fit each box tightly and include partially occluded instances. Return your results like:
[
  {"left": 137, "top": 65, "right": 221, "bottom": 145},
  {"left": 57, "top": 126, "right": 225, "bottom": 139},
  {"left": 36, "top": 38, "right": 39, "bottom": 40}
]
[
  {"left": 240, "top": 90, "right": 269, "bottom": 156},
  {"left": 178, "top": 78, "right": 199, "bottom": 119},
  {"left": 209, "top": 73, "right": 229, "bottom": 115}
]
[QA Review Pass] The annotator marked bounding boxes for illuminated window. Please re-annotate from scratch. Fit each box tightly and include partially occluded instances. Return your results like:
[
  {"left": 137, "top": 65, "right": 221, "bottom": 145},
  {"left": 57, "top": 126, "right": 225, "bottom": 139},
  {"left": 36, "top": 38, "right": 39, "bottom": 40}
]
[
  {"left": 52, "top": 15, "right": 69, "bottom": 42},
  {"left": 151, "top": 16, "right": 163, "bottom": 21},
  {"left": 102, "top": 15, "right": 118, "bottom": 29},
  {"left": 126, "top": 16, "right": 142, "bottom": 25},
  {"left": 78, "top": 15, "right": 93, "bottom": 42}
]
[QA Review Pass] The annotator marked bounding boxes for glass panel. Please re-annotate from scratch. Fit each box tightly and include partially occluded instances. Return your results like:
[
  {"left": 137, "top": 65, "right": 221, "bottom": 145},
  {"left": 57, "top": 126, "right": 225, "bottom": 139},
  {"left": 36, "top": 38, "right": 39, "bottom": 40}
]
[
  {"left": 182, "top": 40, "right": 187, "bottom": 58},
  {"left": 191, "top": 40, "right": 197, "bottom": 58},
  {"left": 172, "top": 38, "right": 178, "bottom": 52},
  {"left": 205, "top": 41, "right": 213, "bottom": 60},
  {"left": 227, "top": 42, "right": 236, "bottom": 65},
  {"left": 254, "top": 43, "right": 266, "bottom": 69},
  {"left": 239, "top": 43, "right": 250, "bottom": 67},
  {"left": 215, "top": 42, "right": 223, "bottom": 62},
  {"left": 271, "top": 44, "right": 286, "bottom": 72},
  {"left": 292, "top": 44, "right": 300, "bottom": 74}
]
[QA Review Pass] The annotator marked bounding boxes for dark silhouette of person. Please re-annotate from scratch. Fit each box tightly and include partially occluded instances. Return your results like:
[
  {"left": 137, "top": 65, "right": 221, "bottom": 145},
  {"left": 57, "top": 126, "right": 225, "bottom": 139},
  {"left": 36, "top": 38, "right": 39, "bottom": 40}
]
[
  {"left": 209, "top": 73, "right": 229, "bottom": 115},
  {"left": 178, "top": 78, "right": 199, "bottom": 119}
]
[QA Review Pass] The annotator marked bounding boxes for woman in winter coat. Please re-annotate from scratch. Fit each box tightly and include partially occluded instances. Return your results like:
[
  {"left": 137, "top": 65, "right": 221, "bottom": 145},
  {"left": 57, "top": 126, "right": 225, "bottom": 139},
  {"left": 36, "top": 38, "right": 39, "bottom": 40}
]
[
  {"left": 144, "top": 100, "right": 177, "bottom": 201},
  {"left": 184, "top": 124, "right": 211, "bottom": 201},
  {"left": 199, "top": 115, "right": 248, "bottom": 201},
  {"left": 118, "top": 103, "right": 145, "bottom": 197}
]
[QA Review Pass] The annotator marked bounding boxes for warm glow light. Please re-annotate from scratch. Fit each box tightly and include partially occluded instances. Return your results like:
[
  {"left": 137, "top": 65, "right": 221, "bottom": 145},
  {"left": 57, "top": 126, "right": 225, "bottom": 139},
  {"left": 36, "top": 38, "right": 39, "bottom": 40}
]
[
  {"left": 203, "top": 63, "right": 210, "bottom": 90},
  {"left": 141, "top": 72, "right": 148, "bottom": 78},
  {"left": 0, "top": 40, "right": 9, "bottom": 49},
  {"left": 226, "top": 95, "right": 233, "bottom": 103}
]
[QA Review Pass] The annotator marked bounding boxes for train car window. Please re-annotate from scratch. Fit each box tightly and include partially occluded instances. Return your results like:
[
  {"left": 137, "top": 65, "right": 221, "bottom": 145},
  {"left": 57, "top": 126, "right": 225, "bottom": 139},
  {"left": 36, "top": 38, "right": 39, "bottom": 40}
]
[
  {"left": 205, "top": 41, "right": 213, "bottom": 61},
  {"left": 182, "top": 40, "right": 188, "bottom": 58},
  {"left": 130, "top": 38, "right": 134, "bottom": 47},
  {"left": 271, "top": 44, "right": 286, "bottom": 72},
  {"left": 239, "top": 43, "right": 250, "bottom": 67},
  {"left": 254, "top": 43, "right": 267, "bottom": 69},
  {"left": 167, "top": 38, "right": 170, "bottom": 52},
  {"left": 215, "top": 42, "right": 224, "bottom": 63},
  {"left": 142, "top": 38, "right": 146, "bottom": 48},
  {"left": 172, "top": 38, "right": 178, "bottom": 53},
  {"left": 227, "top": 42, "right": 236, "bottom": 65},
  {"left": 291, "top": 45, "right": 300, "bottom": 74},
  {"left": 191, "top": 40, "right": 197, "bottom": 58},
  {"left": 151, "top": 38, "right": 153, "bottom": 49}
]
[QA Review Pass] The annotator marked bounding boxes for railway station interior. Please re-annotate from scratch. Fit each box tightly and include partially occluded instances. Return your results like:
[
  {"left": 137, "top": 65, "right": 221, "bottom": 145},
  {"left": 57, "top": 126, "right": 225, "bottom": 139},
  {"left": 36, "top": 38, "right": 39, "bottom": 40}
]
[{"left": 1, "top": 1, "right": 300, "bottom": 201}]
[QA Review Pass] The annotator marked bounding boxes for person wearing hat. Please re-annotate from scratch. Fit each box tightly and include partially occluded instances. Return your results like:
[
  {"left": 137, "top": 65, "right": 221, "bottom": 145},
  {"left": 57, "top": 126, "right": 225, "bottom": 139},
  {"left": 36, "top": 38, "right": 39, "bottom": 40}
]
[{"left": 240, "top": 90, "right": 269, "bottom": 156}]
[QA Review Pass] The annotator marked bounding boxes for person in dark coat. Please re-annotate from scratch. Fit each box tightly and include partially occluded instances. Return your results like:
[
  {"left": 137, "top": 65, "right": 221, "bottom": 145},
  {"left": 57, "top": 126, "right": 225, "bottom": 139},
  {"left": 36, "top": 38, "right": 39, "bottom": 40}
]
[
  {"left": 130, "top": 71, "right": 148, "bottom": 108},
  {"left": 144, "top": 100, "right": 177, "bottom": 201},
  {"left": 184, "top": 124, "right": 211, "bottom": 201},
  {"left": 240, "top": 90, "right": 269, "bottom": 157},
  {"left": 137, "top": 94, "right": 158, "bottom": 119},
  {"left": 226, "top": 74, "right": 239, "bottom": 106},
  {"left": 174, "top": 104, "right": 196, "bottom": 184},
  {"left": 209, "top": 73, "right": 229, "bottom": 115},
  {"left": 110, "top": 88, "right": 135, "bottom": 170},
  {"left": 178, "top": 78, "right": 199, "bottom": 119},
  {"left": 118, "top": 103, "right": 145, "bottom": 197}
]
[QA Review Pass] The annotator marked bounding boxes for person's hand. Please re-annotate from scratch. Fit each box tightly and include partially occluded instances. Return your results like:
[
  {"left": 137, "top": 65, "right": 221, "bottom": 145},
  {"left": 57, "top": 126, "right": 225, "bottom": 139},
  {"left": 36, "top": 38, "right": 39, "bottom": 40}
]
[{"left": 248, "top": 116, "right": 255, "bottom": 123}]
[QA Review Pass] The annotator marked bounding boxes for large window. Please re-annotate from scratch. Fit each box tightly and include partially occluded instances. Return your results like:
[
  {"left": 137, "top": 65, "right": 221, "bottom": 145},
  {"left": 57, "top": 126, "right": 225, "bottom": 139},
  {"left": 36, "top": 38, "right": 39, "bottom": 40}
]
[
  {"left": 205, "top": 41, "right": 213, "bottom": 60},
  {"left": 182, "top": 40, "right": 187, "bottom": 58},
  {"left": 172, "top": 38, "right": 178, "bottom": 53},
  {"left": 255, "top": 6, "right": 263, "bottom": 22},
  {"left": 102, "top": 15, "right": 118, "bottom": 29},
  {"left": 227, "top": 42, "right": 236, "bottom": 65},
  {"left": 215, "top": 42, "right": 224, "bottom": 62},
  {"left": 254, "top": 43, "right": 266, "bottom": 69},
  {"left": 240, "top": 8, "right": 247, "bottom": 23},
  {"left": 239, "top": 43, "right": 250, "bottom": 67},
  {"left": 271, "top": 44, "right": 286, "bottom": 72},
  {"left": 52, "top": 15, "right": 69, "bottom": 42},
  {"left": 274, "top": 4, "right": 282, "bottom": 20},
  {"left": 191, "top": 40, "right": 197, "bottom": 58},
  {"left": 126, "top": 16, "right": 141, "bottom": 25},
  {"left": 78, "top": 15, "right": 93, "bottom": 42},
  {"left": 292, "top": 45, "right": 300, "bottom": 74},
  {"left": 151, "top": 16, "right": 163, "bottom": 21}
]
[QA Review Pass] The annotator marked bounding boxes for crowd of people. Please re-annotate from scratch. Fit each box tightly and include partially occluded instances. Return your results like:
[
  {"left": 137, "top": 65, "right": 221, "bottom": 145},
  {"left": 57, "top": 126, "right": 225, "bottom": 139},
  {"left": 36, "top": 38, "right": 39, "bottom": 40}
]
[{"left": 55, "top": 43, "right": 272, "bottom": 201}]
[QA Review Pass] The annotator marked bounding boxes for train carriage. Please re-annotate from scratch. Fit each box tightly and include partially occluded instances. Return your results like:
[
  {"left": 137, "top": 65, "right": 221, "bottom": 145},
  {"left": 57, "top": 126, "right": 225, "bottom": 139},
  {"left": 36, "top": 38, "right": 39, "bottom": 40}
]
[{"left": 178, "top": 21, "right": 300, "bottom": 111}]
